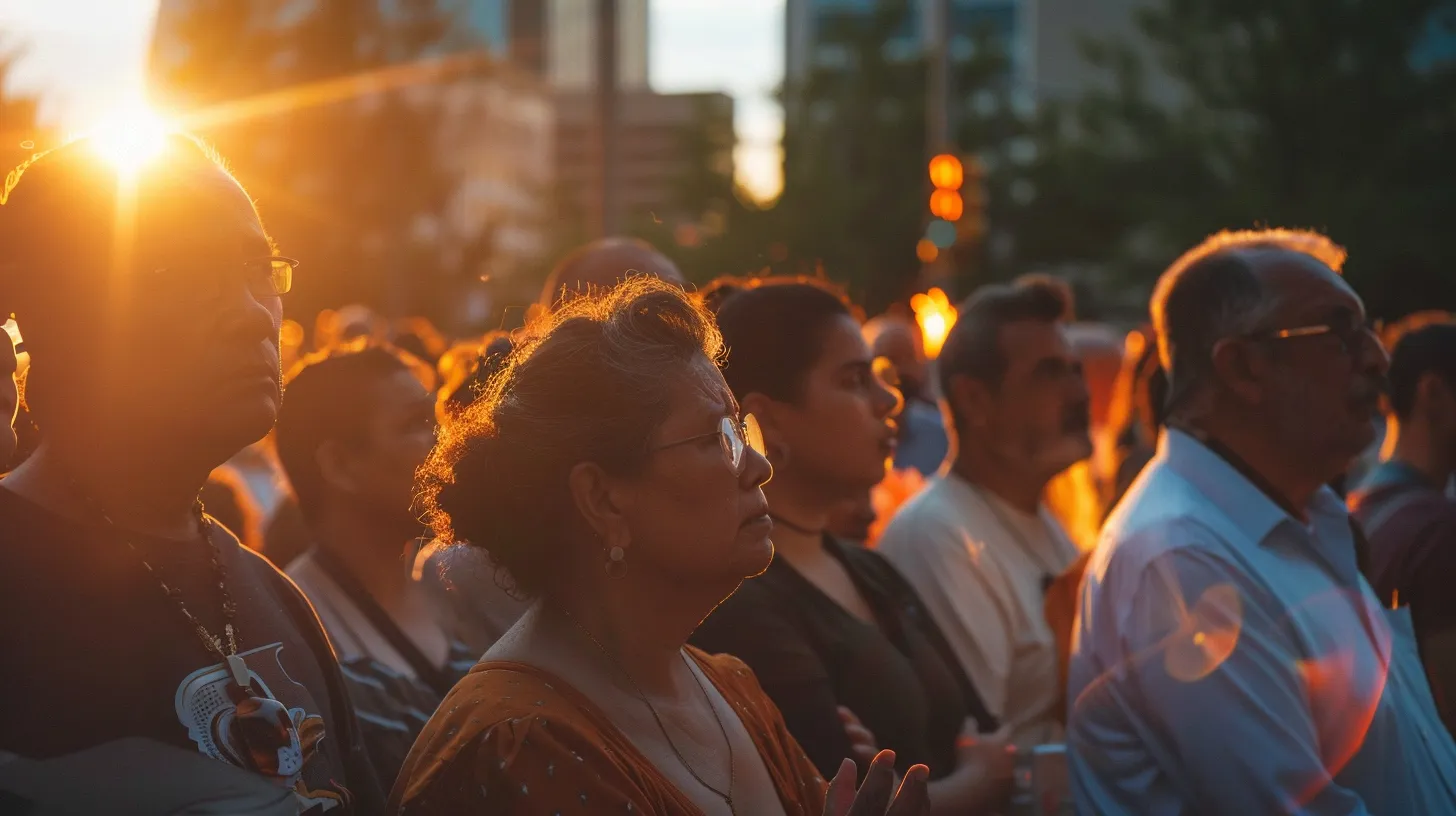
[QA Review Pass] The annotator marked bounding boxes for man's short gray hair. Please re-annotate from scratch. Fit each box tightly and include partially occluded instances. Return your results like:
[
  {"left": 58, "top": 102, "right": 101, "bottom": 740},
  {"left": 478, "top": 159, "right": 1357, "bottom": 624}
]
[{"left": 1151, "top": 228, "right": 1347, "bottom": 412}]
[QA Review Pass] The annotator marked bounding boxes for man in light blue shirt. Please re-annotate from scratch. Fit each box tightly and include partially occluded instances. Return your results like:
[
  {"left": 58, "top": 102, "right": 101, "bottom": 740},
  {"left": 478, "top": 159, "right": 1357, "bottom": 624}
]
[{"left": 1068, "top": 228, "right": 1456, "bottom": 814}]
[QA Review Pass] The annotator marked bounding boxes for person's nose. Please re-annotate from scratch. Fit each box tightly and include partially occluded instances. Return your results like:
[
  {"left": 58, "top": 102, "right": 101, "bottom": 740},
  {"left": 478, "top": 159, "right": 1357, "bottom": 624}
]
[
  {"left": 874, "top": 377, "right": 904, "bottom": 420},
  {"left": 1357, "top": 327, "right": 1390, "bottom": 378},
  {"left": 741, "top": 444, "right": 773, "bottom": 488},
  {"left": 219, "top": 278, "right": 283, "bottom": 350}
]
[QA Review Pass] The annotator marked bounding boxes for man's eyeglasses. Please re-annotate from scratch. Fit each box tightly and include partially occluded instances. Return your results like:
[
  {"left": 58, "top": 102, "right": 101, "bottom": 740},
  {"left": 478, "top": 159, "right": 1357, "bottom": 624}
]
[
  {"left": 1250, "top": 320, "right": 1383, "bottom": 356},
  {"left": 656, "top": 414, "right": 766, "bottom": 474},
  {"left": 151, "top": 256, "right": 298, "bottom": 303}
]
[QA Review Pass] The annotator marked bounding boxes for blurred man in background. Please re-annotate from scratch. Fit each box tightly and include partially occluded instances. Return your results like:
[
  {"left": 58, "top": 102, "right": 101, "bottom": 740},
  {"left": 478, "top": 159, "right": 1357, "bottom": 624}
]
[
  {"left": 1349, "top": 320, "right": 1456, "bottom": 736},
  {"left": 878, "top": 278, "right": 1090, "bottom": 750},
  {"left": 538, "top": 236, "right": 684, "bottom": 309},
  {"left": 864, "top": 314, "right": 947, "bottom": 476}
]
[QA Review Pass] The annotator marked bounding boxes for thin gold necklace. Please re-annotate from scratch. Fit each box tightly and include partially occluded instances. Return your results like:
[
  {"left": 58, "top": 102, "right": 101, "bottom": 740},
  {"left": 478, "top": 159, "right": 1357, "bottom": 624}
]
[{"left": 560, "top": 608, "right": 736, "bottom": 815}]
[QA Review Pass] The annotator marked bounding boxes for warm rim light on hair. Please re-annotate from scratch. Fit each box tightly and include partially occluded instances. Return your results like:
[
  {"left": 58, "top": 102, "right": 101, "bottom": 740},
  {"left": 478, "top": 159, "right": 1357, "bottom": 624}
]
[{"left": 87, "top": 103, "right": 173, "bottom": 174}]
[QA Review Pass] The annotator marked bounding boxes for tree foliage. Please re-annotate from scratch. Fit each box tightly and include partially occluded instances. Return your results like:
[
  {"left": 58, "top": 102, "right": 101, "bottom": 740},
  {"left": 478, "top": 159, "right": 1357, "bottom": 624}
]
[
  {"left": 776, "top": 0, "right": 1015, "bottom": 311},
  {"left": 1005, "top": 0, "right": 1456, "bottom": 317},
  {"left": 648, "top": 0, "right": 1018, "bottom": 312}
]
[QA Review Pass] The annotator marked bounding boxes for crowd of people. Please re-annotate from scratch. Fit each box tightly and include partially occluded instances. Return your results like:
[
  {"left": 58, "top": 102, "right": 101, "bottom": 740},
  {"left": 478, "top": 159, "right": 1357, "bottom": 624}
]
[{"left": 1, "top": 129, "right": 1455, "bottom": 815}]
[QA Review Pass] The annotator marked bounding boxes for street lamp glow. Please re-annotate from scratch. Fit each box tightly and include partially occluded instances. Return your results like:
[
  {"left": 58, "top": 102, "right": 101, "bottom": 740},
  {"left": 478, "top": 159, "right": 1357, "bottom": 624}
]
[{"left": 912, "top": 287, "right": 957, "bottom": 358}]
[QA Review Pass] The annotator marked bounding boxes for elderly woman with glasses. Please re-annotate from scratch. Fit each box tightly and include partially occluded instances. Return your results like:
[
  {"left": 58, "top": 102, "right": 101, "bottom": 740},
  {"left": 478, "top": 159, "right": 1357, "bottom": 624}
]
[{"left": 392, "top": 278, "right": 928, "bottom": 816}]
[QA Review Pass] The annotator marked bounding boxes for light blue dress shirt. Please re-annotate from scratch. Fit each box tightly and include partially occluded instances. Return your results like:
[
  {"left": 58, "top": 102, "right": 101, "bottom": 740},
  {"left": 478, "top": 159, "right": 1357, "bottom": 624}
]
[{"left": 1067, "top": 429, "right": 1456, "bottom": 815}]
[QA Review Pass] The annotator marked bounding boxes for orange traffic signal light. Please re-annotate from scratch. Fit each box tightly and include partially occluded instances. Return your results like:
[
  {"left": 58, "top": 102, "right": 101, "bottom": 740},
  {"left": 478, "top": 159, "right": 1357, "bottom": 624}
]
[
  {"left": 928, "top": 154, "right": 963, "bottom": 190},
  {"left": 915, "top": 239, "right": 939, "bottom": 263},
  {"left": 929, "top": 189, "right": 963, "bottom": 221}
]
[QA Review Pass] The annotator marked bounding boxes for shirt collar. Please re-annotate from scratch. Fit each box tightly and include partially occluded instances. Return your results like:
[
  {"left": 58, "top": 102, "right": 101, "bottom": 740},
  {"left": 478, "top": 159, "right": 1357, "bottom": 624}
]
[
  {"left": 1159, "top": 428, "right": 1349, "bottom": 546},
  {"left": 1355, "top": 459, "right": 1438, "bottom": 497}
]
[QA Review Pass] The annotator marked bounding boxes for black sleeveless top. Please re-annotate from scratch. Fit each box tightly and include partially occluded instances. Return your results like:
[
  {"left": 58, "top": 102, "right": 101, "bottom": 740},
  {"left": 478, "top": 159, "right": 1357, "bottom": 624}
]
[{"left": 692, "top": 536, "right": 995, "bottom": 780}]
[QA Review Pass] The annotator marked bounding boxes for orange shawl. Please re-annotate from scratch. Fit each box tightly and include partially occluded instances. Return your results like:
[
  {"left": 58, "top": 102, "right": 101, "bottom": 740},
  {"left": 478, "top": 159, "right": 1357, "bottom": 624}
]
[{"left": 391, "top": 647, "right": 829, "bottom": 815}]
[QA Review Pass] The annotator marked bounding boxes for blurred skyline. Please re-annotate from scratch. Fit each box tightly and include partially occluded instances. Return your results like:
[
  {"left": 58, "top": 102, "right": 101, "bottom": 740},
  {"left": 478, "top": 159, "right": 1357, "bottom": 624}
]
[{"left": 0, "top": 0, "right": 786, "bottom": 200}]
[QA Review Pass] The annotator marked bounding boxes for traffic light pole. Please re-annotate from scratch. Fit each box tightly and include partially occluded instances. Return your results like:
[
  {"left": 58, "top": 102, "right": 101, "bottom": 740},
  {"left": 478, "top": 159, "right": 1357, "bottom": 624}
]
[
  {"left": 922, "top": 0, "right": 953, "bottom": 290},
  {"left": 596, "top": 0, "right": 620, "bottom": 237},
  {"left": 926, "top": 0, "right": 950, "bottom": 152}
]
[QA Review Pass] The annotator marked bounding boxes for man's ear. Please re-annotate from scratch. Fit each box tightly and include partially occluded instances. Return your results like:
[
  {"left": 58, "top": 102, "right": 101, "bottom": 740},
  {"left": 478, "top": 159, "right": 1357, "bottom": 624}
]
[
  {"left": 316, "top": 438, "right": 361, "bottom": 495},
  {"left": 1210, "top": 337, "right": 1270, "bottom": 405},
  {"left": 946, "top": 373, "right": 994, "bottom": 432}
]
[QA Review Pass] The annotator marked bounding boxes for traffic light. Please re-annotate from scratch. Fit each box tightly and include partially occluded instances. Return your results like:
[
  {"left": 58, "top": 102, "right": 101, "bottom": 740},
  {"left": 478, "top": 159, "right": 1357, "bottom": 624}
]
[
  {"left": 930, "top": 189, "right": 963, "bottom": 221},
  {"left": 928, "top": 153, "right": 963, "bottom": 224},
  {"left": 928, "top": 154, "right": 963, "bottom": 190},
  {"left": 922, "top": 153, "right": 988, "bottom": 263}
]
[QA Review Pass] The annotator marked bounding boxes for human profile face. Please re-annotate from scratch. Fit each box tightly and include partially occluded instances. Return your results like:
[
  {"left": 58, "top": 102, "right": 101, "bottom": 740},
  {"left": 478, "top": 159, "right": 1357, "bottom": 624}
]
[
  {"left": 956, "top": 320, "right": 1093, "bottom": 484},
  {"left": 612, "top": 354, "right": 775, "bottom": 591},
  {"left": 759, "top": 315, "right": 903, "bottom": 500},
  {"left": 1233, "top": 251, "right": 1389, "bottom": 475},
  {"left": 870, "top": 323, "right": 928, "bottom": 402},
  {"left": 102, "top": 165, "right": 284, "bottom": 464},
  {"left": 338, "top": 367, "right": 438, "bottom": 537}
]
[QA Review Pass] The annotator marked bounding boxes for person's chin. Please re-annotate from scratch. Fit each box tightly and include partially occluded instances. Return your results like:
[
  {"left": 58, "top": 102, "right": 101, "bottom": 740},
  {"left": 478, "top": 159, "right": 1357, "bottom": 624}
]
[
  {"left": 206, "top": 399, "right": 280, "bottom": 451},
  {"left": 858, "top": 456, "right": 893, "bottom": 488},
  {"left": 734, "top": 523, "right": 776, "bottom": 577},
  {"left": 1046, "top": 435, "right": 1093, "bottom": 475}
]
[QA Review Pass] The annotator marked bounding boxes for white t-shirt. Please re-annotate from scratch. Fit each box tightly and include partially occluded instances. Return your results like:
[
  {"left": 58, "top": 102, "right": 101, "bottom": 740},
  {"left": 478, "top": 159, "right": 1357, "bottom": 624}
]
[{"left": 878, "top": 472, "right": 1080, "bottom": 749}]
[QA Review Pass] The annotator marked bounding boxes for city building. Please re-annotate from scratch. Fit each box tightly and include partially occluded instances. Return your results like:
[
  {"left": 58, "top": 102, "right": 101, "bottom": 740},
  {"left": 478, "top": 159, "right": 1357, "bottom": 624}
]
[
  {"left": 509, "top": 0, "right": 650, "bottom": 91},
  {"left": 149, "top": 0, "right": 560, "bottom": 325},
  {"left": 153, "top": 0, "right": 648, "bottom": 88},
  {"left": 552, "top": 90, "right": 735, "bottom": 232},
  {"left": 783, "top": 0, "right": 1177, "bottom": 113},
  {"left": 785, "top": 0, "right": 1022, "bottom": 89}
]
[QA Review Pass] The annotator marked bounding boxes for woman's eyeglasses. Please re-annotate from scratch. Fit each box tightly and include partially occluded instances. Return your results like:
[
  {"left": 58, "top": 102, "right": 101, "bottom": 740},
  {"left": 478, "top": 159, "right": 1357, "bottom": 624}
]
[{"left": 656, "top": 414, "right": 766, "bottom": 474}]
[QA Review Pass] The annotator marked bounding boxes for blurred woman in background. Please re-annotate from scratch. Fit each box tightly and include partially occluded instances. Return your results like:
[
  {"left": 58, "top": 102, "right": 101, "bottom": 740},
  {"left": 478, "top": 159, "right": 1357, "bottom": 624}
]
[
  {"left": 393, "top": 278, "right": 928, "bottom": 816},
  {"left": 692, "top": 278, "right": 1015, "bottom": 815}
]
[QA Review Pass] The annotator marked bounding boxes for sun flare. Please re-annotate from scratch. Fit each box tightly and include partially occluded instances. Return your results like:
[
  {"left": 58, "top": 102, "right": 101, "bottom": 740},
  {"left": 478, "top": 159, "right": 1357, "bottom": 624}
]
[{"left": 87, "top": 102, "right": 174, "bottom": 174}]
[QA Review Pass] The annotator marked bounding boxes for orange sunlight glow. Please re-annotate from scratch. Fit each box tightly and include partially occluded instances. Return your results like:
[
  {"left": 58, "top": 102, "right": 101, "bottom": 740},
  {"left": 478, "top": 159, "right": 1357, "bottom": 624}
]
[
  {"left": 87, "top": 101, "right": 174, "bottom": 175},
  {"left": 1163, "top": 583, "right": 1243, "bottom": 682},
  {"left": 911, "top": 287, "right": 956, "bottom": 358}
]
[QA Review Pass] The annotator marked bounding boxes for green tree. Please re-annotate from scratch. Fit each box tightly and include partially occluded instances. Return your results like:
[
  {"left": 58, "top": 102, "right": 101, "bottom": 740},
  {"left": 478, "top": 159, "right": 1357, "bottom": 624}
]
[
  {"left": 773, "top": 0, "right": 1016, "bottom": 311},
  {"left": 149, "top": 0, "right": 471, "bottom": 325},
  {"left": 1005, "top": 0, "right": 1456, "bottom": 317},
  {"left": 639, "top": 1, "right": 1018, "bottom": 310}
]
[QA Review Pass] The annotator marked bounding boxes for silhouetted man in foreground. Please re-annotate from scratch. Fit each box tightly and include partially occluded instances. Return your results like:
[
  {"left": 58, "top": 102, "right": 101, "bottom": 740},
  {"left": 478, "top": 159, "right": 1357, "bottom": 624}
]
[{"left": 0, "top": 135, "right": 382, "bottom": 812}]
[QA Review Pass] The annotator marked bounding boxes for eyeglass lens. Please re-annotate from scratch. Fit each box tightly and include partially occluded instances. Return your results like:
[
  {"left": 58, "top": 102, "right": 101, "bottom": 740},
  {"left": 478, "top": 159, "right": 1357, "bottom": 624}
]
[{"left": 719, "top": 414, "right": 766, "bottom": 473}]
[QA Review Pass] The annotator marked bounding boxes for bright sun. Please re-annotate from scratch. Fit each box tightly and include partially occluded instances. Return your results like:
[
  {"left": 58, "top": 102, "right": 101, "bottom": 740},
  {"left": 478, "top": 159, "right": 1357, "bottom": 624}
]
[{"left": 88, "top": 102, "right": 174, "bottom": 173}]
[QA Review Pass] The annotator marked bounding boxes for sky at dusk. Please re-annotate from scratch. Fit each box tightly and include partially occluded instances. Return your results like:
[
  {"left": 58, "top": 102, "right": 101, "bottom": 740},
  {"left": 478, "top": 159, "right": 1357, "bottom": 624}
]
[{"left": 0, "top": 0, "right": 785, "bottom": 199}]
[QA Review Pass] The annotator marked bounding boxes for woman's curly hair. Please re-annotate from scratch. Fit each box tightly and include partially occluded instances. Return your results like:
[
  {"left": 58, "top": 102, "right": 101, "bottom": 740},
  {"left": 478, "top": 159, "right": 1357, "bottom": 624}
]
[{"left": 416, "top": 276, "right": 724, "bottom": 598}]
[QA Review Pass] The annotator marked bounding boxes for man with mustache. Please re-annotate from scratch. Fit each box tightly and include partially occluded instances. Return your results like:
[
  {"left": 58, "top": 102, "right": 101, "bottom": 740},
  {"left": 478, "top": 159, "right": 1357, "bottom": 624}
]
[
  {"left": 878, "top": 278, "right": 1092, "bottom": 750},
  {"left": 1067, "top": 229, "right": 1456, "bottom": 813}
]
